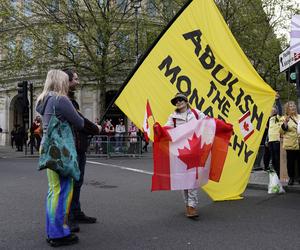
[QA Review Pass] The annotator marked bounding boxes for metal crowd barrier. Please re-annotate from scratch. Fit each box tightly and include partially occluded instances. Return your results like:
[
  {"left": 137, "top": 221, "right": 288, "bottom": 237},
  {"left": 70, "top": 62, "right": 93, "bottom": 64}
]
[{"left": 87, "top": 135, "right": 142, "bottom": 158}]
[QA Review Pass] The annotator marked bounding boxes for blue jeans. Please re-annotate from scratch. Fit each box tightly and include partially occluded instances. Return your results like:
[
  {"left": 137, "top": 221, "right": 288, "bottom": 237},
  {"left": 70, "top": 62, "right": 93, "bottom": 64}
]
[{"left": 70, "top": 152, "right": 86, "bottom": 217}]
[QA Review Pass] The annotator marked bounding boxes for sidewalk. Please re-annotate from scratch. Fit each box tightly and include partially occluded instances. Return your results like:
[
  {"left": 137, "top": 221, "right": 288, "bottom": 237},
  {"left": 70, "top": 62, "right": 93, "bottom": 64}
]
[{"left": 1, "top": 145, "right": 300, "bottom": 193}]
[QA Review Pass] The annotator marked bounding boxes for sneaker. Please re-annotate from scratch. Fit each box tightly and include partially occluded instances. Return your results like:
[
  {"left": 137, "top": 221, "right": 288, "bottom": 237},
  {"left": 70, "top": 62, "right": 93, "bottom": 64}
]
[
  {"left": 74, "top": 212, "right": 97, "bottom": 224},
  {"left": 46, "top": 233, "right": 79, "bottom": 247},
  {"left": 186, "top": 206, "right": 199, "bottom": 218}
]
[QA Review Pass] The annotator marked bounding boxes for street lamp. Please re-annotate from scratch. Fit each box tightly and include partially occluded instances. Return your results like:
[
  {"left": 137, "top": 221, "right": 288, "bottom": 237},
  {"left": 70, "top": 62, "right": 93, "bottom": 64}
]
[{"left": 132, "top": 0, "right": 141, "bottom": 64}]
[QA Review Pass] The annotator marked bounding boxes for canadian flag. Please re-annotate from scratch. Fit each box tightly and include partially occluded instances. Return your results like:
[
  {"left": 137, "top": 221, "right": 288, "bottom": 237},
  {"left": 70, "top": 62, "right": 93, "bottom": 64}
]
[
  {"left": 152, "top": 118, "right": 233, "bottom": 191},
  {"left": 239, "top": 111, "right": 254, "bottom": 141},
  {"left": 142, "top": 100, "right": 153, "bottom": 142}
]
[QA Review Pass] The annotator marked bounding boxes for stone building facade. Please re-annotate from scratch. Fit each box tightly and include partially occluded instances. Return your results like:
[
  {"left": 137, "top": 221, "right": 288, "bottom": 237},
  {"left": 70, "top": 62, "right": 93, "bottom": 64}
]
[{"left": 0, "top": 80, "right": 121, "bottom": 145}]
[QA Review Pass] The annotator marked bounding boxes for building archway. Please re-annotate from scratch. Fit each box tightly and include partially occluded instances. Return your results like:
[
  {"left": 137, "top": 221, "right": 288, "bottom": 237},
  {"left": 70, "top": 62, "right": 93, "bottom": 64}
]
[
  {"left": 105, "top": 90, "right": 125, "bottom": 126},
  {"left": 9, "top": 94, "right": 25, "bottom": 133}
]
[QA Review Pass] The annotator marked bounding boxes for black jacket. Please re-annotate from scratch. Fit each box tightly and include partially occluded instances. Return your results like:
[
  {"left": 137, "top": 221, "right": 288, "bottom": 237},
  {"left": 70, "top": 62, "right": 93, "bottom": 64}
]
[{"left": 69, "top": 97, "right": 99, "bottom": 153}]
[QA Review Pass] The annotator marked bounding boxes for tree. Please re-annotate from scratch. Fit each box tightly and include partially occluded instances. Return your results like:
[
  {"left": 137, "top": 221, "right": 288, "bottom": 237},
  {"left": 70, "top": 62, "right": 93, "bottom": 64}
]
[
  {"left": 0, "top": 0, "right": 144, "bottom": 116},
  {"left": 216, "top": 0, "right": 300, "bottom": 101}
]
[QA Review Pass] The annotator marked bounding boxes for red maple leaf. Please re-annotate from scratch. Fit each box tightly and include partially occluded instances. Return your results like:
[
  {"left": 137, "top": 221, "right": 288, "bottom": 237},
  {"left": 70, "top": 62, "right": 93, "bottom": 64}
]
[
  {"left": 177, "top": 133, "right": 212, "bottom": 178},
  {"left": 243, "top": 121, "right": 249, "bottom": 131}
]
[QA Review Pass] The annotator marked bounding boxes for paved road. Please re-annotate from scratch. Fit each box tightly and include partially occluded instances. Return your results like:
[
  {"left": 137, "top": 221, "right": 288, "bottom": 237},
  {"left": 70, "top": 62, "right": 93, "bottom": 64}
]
[{"left": 1, "top": 157, "right": 300, "bottom": 250}]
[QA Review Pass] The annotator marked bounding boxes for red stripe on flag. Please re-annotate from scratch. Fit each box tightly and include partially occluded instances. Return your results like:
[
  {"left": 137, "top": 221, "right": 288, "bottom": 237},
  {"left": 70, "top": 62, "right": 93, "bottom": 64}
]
[
  {"left": 146, "top": 99, "right": 153, "bottom": 118},
  {"left": 209, "top": 119, "right": 233, "bottom": 182},
  {"left": 238, "top": 110, "right": 250, "bottom": 123},
  {"left": 152, "top": 124, "right": 171, "bottom": 191},
  {"left": 243, "top": 129, "right": 254, "bottom": 141}
]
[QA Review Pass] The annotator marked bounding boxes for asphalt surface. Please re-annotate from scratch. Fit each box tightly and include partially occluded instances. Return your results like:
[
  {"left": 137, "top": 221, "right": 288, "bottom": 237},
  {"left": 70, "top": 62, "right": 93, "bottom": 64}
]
[{"left": 0, "top": 157, "right": 300, "bottom": 250}]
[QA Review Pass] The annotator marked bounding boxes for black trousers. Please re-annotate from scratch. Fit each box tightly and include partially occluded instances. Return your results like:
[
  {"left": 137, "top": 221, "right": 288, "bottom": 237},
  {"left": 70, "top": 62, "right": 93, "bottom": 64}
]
[
  {"left": 70, "top": 152, "right": 86, "bottom": 217},
  {"left": 286, "top": 150, "right": 300, "bottom": 180},
  {"left": 263, "top": 145, "right": 271, "bottom": 170},
  {"left": 269, "top": 141, "right": 280, "bottom": 177}
]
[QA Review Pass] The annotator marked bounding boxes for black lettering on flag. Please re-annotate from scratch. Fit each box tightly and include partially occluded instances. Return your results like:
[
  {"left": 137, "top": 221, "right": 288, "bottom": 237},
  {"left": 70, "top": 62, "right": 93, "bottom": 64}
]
[
  {"left": 229, "top": 134, "right": 254, "bottom": 163},
  {"left": 158, "top": 55, "right": 181, "bottom": 84},
  {"left": 182, "top": 29, "right": 203, "bottom": 57},
  {"left": 251, "top": 105, "right": 263, "bottom": 131},
  {"left": 199, "top": 45, "right": 216, "bottom": 70},
  {"left": 189, "top": 88, "right": 205, "bottom": 110},
  {"left": 207, "top": 81, "right": 230, "bottom": 117},
  {"left": 203, "top": 106, "right": 214, "bottom": 117},
  {"left": 176, "top": 75, "right": 191, "bottom": 96}
]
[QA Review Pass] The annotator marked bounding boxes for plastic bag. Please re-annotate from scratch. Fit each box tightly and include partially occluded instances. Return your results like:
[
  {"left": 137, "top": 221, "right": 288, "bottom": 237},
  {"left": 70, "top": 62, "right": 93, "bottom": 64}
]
[{"left": 268, "top": 171, "right": 285, "bottom": 194}]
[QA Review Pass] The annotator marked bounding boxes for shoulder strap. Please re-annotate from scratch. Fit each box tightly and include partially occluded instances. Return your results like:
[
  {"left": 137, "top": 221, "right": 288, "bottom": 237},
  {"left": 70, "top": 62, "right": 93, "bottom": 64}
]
[
  {"left": 191, "top": 109, "right": 199, "bottom": 120},
  {"left": 173, "top": 118, "right": 176, "bottom": 128},
  {"left": 290, "top": 116, "right": 298, "bottom": 125}
]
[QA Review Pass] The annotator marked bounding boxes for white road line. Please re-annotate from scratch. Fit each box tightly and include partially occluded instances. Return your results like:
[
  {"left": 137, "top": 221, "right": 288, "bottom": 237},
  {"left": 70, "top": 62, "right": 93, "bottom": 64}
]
[{"left": 87, "top": 160, "right": 153, "bottom": 175}]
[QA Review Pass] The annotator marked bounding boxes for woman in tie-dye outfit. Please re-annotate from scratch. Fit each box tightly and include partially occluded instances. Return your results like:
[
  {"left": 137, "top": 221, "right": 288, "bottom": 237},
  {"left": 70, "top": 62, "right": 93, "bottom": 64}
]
[{"left": 36, "top": 70, "right": 84, "bottom": 247}]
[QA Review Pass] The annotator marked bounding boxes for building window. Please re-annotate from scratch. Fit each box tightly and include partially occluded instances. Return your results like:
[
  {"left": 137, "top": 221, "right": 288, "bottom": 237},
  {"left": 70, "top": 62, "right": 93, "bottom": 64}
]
[
  {"left": 147, "top": 0, "right": 157, "bottom": 17},
  {"left": 117, "top": 33, "right": 130, "bottom": 57},
  {"left": 96, "top": 34, "right": 104, "bottom": 56},
  {"left": 23, "top": 38, "right": 33, "bottom": 58},
  {"left": 7, "top": 40, "right": 16, "bottom": 58},
  {"left": 67, "top": 32, "right": 79, "bottom": 55},
  {"left": 49, "top": 0, "right": 59, "bottom": 13},
  {"left": 24, "top": 0, "right": 32, "bottom": 17},
  {"left": 116, "top": 0, "right": 128, "bottom": 11},
  {"left": 68, "top": 0, "right": 76, "bottom": 9},
  {"left": 11, "top": 0, "right": 17, "bottom": 9},
  {"left": 47, "top": 34, "right": 59, "bottom": 55}
]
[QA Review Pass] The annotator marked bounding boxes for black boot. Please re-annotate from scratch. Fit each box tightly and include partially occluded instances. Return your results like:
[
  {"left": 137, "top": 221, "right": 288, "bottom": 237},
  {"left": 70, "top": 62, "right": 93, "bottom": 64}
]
[
  {"left": 46, "top": 233, "right": 79, "bottom": 247},
  {"left": 69, "top": 219, "right": 80, "bottom": 233},
  {"left": 74, "top": 211, "right": 97, "bottom": 224},
  {"left": 288, "top": 179, "right": 294, "bottom": 185}
]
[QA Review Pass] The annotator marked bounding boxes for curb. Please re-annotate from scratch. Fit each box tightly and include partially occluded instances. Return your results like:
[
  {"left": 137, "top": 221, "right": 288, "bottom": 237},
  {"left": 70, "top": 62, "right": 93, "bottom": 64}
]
[{"left": 247, "top": 183, "right": 300, "bottom": 194}]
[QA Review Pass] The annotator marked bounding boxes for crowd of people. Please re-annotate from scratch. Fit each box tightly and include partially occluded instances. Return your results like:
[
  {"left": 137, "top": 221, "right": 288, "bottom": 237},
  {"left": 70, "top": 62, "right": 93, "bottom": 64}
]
[
  {"left": 261, "top": 93, "right": 300, "bottom": 186},
  {"left": 92, "top": 117, "right": 149, "bottom": 155}
]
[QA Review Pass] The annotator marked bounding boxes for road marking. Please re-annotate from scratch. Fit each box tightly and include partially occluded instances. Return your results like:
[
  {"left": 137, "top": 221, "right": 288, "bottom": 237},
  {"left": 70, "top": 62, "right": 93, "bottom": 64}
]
[{"left": 87, "top": 160, "right": 153, "bottom": 175}]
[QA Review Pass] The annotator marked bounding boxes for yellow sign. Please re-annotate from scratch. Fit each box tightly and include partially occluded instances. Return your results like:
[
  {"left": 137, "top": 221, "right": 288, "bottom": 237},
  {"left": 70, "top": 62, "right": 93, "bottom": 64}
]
[{"left": 115, "top": 0, "right": 275, "bottom": 201}]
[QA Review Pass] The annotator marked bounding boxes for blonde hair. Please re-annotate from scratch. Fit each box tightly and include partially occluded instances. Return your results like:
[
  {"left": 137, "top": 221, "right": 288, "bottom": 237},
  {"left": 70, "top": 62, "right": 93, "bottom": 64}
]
[
  {"left": 283, "top": 101, "right": 297, "bottom": 116},
  {"left": 36, "top": 69, "right": 69, "bottom": 105}
]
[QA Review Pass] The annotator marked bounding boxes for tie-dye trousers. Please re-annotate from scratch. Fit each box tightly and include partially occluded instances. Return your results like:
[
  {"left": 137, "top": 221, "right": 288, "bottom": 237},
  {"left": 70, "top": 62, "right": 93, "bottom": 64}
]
[{"left": 46, "top": 169, "right": 74, "bottom": 239}]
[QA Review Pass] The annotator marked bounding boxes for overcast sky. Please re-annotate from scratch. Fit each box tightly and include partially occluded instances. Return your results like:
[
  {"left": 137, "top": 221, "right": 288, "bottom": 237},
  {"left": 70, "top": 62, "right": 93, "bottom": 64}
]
[{"left": 273, "top": 0, "right": 300, "bottom": 43}]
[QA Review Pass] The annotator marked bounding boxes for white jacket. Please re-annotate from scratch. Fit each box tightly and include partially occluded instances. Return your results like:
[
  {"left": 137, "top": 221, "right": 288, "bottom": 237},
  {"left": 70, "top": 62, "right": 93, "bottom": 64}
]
[{"left": 165, "top": 108, "right": 205, "bottom": 128}]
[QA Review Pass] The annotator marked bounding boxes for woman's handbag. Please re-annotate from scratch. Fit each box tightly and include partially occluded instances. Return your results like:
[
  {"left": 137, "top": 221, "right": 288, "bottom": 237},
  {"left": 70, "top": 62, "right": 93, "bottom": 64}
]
[{"left": 38, "top": 109, "right": 80, "bottom": 181}]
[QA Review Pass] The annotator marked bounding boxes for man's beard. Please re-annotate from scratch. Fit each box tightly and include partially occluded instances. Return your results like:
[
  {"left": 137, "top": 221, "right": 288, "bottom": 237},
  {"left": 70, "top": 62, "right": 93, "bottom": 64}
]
[{"left": 68, "top": 89, "right": 76, "bottom": 99}]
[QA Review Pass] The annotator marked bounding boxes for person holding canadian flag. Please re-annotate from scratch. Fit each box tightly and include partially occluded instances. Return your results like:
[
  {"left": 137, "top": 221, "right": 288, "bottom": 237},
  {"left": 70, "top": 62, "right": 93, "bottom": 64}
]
[
  {"left": 166, "top": 93, "right": 205, "bottom": 218},
  {"left": 152, "top": 93, "right": 233, "bottom": 218},
  {"left": 154, "top": 93, "right": 205, "bottom": 218}
]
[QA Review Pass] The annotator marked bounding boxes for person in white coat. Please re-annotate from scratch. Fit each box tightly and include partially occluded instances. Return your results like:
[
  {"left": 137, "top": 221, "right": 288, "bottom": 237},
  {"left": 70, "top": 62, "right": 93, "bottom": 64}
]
[{"left": 165, "top": 93, "right": 205, "bottom": 218}]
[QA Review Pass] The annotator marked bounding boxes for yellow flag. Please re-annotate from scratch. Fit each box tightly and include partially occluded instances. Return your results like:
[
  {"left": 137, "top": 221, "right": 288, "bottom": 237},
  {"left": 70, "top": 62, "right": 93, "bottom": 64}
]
[{"left": 115, "top": 0, "right": 275, "bottom": 201}]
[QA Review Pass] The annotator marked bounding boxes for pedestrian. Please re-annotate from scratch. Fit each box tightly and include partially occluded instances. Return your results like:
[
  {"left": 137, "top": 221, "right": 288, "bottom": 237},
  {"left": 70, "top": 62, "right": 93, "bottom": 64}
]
[
  {"left": 63, "top": 68, "right": 100, "bottom": 233},
  {"left": 280, "top": 101, "right": 300, "bottom": 185},
  {"left": 94, "top": 118, "right": 102, "bottom": 154},
  {"left": 32, "top": 115, "right": 42, "bottom": 151},
  {"left": 115, "top": 118, "right": 125, "bottom": 152},
  {"left": 15, "top": 125, "right": 25, "bottom": 152},
  {"left": 36, "top": 69, "right": 85, "bottom": 247},
  {"left": 104, "top": 119, "right": 115, "bottom": 152},
  {"left": 267, "top": 92, "right": 282, "bottom": 177},
  {"left": 11, "top": 126, "right": 17, "bottom": 149},
  {"left": 128, "top": 123, "right": 138, "bottom": 154},
  {"left": 261, "top": 123, "right": 271, "bottom": 171},
  {"left": 164, "top": 93, "right": 205, "bottom": 218},
  {"left": 141, "top": 132, "right": 149, "bottom": 152}
]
